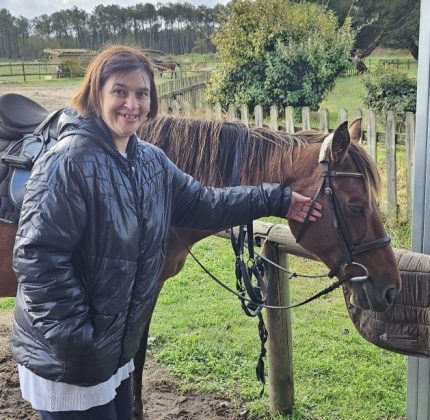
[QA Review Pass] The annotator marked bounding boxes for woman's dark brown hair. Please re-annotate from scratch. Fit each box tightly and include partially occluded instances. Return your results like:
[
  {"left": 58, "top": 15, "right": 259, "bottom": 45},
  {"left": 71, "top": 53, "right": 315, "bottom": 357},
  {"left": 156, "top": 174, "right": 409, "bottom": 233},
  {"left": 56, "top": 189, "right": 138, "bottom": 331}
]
[{"left": 70, "top": 45, "right": 158, "bottom": 119}]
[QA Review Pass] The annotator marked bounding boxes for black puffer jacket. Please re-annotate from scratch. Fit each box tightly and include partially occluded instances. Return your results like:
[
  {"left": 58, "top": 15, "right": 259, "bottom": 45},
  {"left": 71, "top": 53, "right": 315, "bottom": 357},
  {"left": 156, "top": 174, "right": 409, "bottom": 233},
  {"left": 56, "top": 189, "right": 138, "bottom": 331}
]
[{"left": 11, "top": 110, "right": 292, "bottom": 386}]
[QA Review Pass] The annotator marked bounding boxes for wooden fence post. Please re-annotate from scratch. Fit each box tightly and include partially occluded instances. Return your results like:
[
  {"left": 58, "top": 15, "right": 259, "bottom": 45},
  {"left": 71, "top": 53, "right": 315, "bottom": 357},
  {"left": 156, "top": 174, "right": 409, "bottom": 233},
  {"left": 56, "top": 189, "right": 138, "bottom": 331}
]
[
  {"left": 285, "top": 107, "right": 295, "bottom": 133},
  {"left": 21, "top": 63, "right": 26, "bottom": 83},
  {"left": 319, "top": 108, "right": 329, "bottom": 133},
  {"left": 270, "top": 106, "right": 279, "bottom": 131},
  {"left": 405, "top": 112, "right": 415, "bottom": 218},
  {"left": 228, "top": 104, "right": 237, "bottom": 121},
  {"left": 214, "top": 102, "right": 223, "bottom": 121},
  {"left": 353, "top": 108, "right": 363, "bottom": 122},
  {"left": 302, "top": 107, "right": 311, "bottom": 130},
  {"left": 183, "top": 101, "right": 191, "bottom": 118},
  {"left": 386, "top": 111, "right": 397, "bottom": 221},
  {"left": 367, "top": 110, "right": 377, "bottom": 162},
  {"left": 241, "top": 104, "right": 249, "bottom": 127},
  {"left": 255, "top": 105, "right": 264, "bottom": 128},
  {"left": 339, "top": 108, "right": 348, "bottom": 125},
  {"left": 204, "top": 104, "right": 213, "bottom": 120},
  {"left": 263, "top": 241, "right": 294, "bottom": 415}
]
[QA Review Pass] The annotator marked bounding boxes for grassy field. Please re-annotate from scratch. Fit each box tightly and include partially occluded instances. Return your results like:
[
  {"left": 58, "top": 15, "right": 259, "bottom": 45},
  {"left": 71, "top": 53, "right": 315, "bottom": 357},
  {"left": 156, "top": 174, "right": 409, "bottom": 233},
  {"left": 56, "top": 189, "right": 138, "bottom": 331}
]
[
  {"left": 0, "top": 238, "right": 409, "bottom": 419},
  {"left": 0, "top": 53, "right": 414, "bottom": 419}
]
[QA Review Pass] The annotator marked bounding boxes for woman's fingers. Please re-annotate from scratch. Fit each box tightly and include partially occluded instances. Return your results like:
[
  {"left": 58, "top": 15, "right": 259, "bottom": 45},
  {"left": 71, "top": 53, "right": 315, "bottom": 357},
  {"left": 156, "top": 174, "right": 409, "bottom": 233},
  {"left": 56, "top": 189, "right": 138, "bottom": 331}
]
[{"left": 286, "top": 191, "right": 323, "bottom": 222}]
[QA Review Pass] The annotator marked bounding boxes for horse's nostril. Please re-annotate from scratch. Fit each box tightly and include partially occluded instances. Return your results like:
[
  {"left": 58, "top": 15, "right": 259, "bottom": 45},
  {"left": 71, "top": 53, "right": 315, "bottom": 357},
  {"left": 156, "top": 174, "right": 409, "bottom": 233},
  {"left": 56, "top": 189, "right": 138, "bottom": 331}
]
[{"left": 385, "top": 287, "right": 397, "bottom": 305}]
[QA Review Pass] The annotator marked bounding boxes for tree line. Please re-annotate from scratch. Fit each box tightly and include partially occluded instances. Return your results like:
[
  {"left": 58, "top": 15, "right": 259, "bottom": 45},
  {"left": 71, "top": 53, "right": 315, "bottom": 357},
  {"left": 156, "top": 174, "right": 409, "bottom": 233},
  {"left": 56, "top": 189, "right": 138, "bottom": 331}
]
[
  {"left": 0, "top": 3, "right": 227, "bottom": 59},
  {"left": 0, "top": 0, "right": 420, "bottom": 64}
]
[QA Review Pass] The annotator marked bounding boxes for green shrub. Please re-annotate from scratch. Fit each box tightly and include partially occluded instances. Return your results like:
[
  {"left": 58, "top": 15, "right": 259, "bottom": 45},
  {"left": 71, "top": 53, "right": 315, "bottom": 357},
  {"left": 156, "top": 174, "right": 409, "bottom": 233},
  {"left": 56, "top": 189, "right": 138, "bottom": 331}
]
[
  {"left": 207, "top": 0, "right": 355, "bottom": 112},
  {"left": 363, "top": 63, "right": 416, "bottom": 118}
]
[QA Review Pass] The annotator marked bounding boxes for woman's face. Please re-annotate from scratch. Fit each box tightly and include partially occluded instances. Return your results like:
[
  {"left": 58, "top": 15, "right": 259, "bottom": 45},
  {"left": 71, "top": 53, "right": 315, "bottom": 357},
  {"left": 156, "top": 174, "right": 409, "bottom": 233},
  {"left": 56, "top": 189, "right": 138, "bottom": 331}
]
[{"left": 99, "top": 69, "right": 151, "bottom": 150}]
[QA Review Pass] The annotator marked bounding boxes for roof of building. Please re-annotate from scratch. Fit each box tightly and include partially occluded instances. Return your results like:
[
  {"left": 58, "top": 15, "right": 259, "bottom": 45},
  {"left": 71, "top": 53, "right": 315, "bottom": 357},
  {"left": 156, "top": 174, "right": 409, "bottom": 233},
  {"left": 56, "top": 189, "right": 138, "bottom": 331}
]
[{"left": 44, "top": 49, "right": 97, "bottom": 57}]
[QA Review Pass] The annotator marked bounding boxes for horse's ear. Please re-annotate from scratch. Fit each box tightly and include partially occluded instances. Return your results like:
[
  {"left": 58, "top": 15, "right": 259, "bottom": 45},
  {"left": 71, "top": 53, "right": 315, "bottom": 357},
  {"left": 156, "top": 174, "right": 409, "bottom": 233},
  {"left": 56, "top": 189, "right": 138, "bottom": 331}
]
[
  {"left": 348, "top": 118, "right": 362, "bottom": 143},
  {"left": 330, "top": 121, "right": 350, "bottom": 163}
]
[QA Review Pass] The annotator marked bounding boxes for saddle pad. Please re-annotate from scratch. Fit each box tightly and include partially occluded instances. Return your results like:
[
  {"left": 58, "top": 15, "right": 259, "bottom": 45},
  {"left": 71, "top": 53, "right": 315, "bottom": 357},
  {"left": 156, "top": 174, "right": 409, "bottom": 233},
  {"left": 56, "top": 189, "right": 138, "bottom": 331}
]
[{"left": 345, "top": 248, "right": 430, "bottom": 358}]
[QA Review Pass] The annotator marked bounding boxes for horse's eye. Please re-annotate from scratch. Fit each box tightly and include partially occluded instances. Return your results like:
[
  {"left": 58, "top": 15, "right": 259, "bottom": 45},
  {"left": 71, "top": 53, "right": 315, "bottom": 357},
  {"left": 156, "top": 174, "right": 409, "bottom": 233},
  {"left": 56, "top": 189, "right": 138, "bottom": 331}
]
[{"left": 345, "top": 203, "right": 365, "bottom": 216}]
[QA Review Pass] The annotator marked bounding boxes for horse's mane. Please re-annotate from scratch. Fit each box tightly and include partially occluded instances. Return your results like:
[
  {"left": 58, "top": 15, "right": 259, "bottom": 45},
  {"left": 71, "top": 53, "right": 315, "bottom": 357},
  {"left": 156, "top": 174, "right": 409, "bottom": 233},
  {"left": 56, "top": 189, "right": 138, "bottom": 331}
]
[
  {"left": 140, "top": 115, "right": 307, "bottom": 186},
  {"left": 139, "top": 116, "right": 380, "bottom": 198}
]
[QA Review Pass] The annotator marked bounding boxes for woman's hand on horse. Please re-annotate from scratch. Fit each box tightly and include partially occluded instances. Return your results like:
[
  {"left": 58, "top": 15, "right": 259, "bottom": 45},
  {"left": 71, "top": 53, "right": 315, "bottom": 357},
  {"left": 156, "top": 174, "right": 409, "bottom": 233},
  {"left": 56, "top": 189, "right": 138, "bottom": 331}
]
[{"left": 286, "top": 192, "right": 323, "bottom": 223}]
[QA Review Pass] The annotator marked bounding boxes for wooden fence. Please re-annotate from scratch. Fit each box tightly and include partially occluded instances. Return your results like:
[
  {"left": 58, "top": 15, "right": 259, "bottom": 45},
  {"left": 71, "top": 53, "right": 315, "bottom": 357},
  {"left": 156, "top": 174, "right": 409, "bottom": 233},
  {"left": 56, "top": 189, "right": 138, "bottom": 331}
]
[
  {"left": 0, "top": 62, "right": 61, "bottom": 82},
  {"left": 158, "top": 73, "right": 209, "bottom": 109},
  {"left": 343, "top": 58, "right": 417, "bottom": 77},
  {"left": 161, "top": 98, "right": 415, "bottom": 222}
]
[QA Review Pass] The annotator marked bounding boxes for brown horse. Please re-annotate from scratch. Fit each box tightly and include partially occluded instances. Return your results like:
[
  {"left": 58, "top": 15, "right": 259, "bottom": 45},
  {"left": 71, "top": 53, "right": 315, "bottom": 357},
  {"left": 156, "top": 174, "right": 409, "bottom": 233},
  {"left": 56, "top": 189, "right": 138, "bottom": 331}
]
[
  {"left": 0, "top": 110, "right": 400, "bottom": 419},
  {"left": 153, "top": 59, "right": 180, "bottom": 78}
]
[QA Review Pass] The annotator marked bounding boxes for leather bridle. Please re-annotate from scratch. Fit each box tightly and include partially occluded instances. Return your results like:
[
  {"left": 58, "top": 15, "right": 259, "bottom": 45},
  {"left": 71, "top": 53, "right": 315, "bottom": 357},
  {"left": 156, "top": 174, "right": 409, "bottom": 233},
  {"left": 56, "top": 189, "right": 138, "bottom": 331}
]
[{"left": 295, "top": 133, "right": 391, "bottom": 283}]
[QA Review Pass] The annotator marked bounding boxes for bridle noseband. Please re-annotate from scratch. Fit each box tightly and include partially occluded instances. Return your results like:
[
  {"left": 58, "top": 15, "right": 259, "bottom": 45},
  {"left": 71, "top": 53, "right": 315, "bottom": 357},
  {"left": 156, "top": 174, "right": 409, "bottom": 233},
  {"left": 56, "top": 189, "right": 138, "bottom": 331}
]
[{"left": 295, "top": 133, "right": 391, "bottom": 283}]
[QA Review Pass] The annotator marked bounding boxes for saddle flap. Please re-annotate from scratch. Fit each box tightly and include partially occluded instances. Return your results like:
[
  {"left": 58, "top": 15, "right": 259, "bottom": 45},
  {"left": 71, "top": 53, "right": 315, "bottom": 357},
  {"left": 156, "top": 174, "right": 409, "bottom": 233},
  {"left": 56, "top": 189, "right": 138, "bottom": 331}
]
[
  {"left": 8, "top": 134, "right": 59, "bottom": 209},
  {"left": 3, "top": 108, "right": 62, "bottom": 210},
  {"left": 8, "top": 168, "right": 31, "bottom": 210}
]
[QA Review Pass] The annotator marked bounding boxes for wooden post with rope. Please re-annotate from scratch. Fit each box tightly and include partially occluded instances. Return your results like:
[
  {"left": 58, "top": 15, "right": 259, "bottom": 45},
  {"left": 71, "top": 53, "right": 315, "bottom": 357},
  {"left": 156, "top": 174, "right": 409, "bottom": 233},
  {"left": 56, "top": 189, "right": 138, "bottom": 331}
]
[{"left": 263, "top": 240, "right": 294, "bottom": 414}]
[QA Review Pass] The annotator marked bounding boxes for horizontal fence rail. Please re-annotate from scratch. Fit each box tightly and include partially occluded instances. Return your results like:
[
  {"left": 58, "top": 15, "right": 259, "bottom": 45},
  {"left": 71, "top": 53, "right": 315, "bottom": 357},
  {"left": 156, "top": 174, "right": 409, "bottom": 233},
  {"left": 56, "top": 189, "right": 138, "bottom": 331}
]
[{"left": 0, "top": 62, "right": 211, "bottom": 83}]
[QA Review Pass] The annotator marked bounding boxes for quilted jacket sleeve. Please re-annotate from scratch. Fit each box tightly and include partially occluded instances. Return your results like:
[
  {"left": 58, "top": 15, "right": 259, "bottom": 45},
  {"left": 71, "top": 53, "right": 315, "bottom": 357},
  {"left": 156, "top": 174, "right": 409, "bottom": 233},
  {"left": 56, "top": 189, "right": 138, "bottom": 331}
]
[
  {"left": 169, "top": 160, "right": 291, "bottom": 229},
  {"left": 13, "top": 151, "right": 95, "bottom": 361}
]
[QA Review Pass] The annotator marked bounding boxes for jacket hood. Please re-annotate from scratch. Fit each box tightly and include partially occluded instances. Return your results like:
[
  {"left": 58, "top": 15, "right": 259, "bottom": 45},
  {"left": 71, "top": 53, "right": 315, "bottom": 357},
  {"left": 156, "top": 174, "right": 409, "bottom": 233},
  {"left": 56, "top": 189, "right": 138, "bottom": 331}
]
[{"left": 57, "top": 108, "right": 137, "bottom": 159}]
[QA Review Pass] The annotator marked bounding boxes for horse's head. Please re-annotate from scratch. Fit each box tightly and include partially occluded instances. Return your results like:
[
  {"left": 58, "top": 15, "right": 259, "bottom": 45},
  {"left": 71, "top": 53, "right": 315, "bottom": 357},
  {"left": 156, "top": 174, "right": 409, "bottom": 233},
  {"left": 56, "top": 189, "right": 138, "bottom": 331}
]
[{"left": 287, "top": 120, "right": 401, "bottom": 312}]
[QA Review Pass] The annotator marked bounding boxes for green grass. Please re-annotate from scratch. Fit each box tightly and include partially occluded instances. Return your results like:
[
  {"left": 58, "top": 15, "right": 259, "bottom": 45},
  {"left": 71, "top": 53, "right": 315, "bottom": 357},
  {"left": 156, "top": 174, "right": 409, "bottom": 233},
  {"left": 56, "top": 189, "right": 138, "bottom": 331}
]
[
  {"left": 318, "top": 76, "right": 367, "bottom": 128},
  {"left": 0, "top": 297, "right": 15, "bottom": 310},
  {"left": 0, "top": 229, "right": 410, "bottom": 419}
]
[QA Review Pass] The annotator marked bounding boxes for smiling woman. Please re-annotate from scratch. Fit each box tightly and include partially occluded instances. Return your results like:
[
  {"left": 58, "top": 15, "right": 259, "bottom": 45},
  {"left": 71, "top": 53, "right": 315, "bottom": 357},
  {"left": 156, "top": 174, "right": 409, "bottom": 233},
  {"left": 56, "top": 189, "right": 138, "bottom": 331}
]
[{"left": 98, "top": 71, "right": 152, "bottom": 153}]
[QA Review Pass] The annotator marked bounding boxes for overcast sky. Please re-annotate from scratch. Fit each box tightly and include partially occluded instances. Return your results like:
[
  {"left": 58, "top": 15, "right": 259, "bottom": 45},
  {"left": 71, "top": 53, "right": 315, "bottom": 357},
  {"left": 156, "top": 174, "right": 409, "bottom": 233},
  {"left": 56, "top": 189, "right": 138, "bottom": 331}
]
[{"left": 2, "top": 0, "right": 229, "bottom": 20}]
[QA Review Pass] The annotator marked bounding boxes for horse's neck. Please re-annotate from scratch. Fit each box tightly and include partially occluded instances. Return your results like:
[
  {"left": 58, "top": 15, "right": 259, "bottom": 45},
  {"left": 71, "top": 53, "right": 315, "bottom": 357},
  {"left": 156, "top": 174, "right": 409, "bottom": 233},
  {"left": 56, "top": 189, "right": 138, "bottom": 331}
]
[{"left": 279, "top": 143, "right": 322, "bottom": 193}]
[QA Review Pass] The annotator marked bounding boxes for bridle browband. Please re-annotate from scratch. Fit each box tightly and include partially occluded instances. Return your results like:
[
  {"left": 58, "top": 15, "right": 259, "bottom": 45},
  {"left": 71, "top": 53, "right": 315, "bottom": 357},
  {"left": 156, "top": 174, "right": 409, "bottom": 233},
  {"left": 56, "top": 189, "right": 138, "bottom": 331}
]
[{"left": 295, "top": 133, "right": 391, "bottom": 282}]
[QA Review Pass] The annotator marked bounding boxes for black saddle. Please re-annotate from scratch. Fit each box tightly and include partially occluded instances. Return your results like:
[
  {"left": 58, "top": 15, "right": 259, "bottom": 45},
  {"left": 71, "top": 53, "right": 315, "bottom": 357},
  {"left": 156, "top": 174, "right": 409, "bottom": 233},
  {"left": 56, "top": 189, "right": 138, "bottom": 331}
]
[
  {"left": 0, "top": 93, "right": 50, "bottom": 139},
  {"left": 0, "top": 94, "right": 62, "bottom": 221}
]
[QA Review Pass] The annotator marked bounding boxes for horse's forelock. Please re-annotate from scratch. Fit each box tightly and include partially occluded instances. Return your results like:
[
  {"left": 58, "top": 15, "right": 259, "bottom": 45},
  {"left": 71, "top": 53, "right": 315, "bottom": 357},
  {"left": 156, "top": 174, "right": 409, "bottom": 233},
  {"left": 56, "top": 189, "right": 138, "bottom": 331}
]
[
  {"left": 348, "top": 141, "right": 381, "bottom": 201},
  {"left": 297, "top": 128, "right": 381, "bottom": 200}
]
